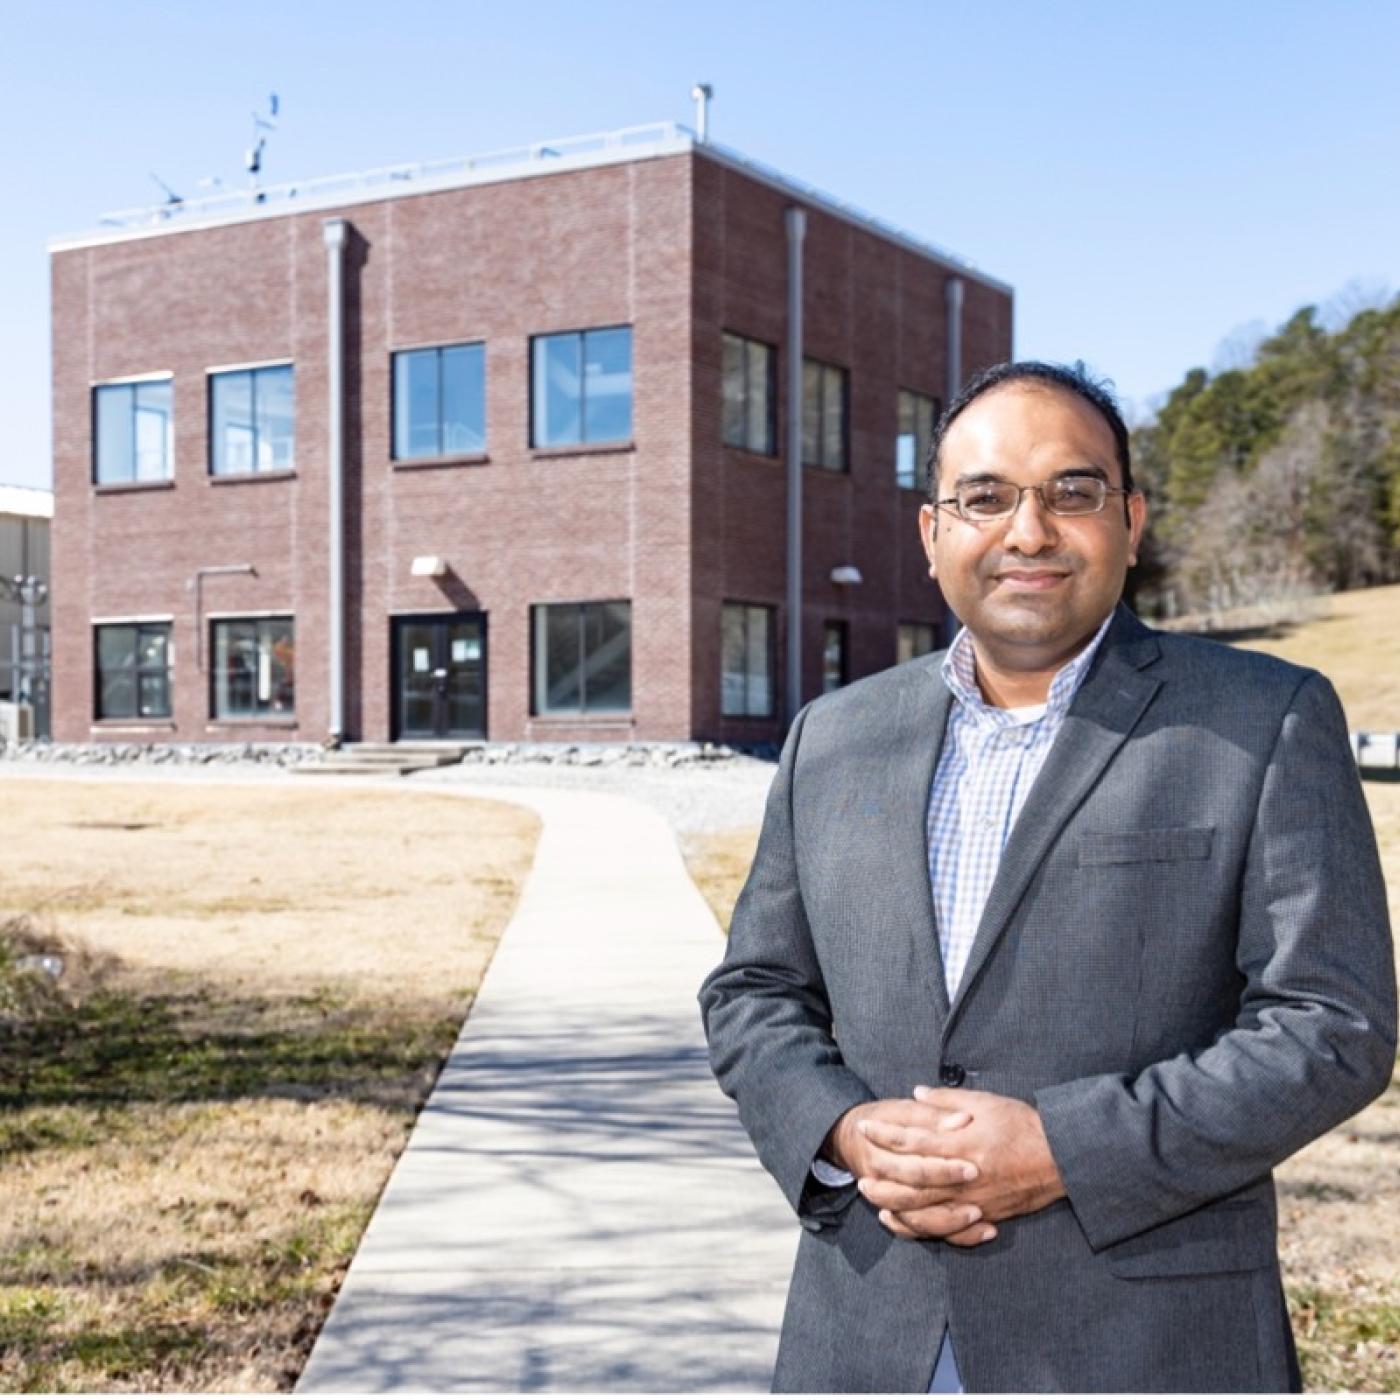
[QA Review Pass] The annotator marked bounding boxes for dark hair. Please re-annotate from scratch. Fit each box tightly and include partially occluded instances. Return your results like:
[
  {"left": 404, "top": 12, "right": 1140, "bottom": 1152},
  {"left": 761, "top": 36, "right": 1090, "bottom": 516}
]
[{"left": 926, "top": 359, "right": 1134, "bottom": 500}]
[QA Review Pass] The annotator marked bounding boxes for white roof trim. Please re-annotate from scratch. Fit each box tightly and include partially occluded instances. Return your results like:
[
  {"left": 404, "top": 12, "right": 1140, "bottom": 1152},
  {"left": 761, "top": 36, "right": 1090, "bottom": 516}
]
[
  {"left": 0, "top": 485, "right": 54, "bottom": 519},
  {"left": 49, "top": 122, "right": 1011, "bottom": 295}
]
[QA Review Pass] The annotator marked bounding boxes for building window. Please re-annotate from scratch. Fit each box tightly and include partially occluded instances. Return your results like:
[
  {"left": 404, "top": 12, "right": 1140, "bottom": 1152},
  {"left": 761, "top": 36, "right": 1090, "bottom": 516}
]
[
  {"left": 802, "top": 359, "right": 849, "bottom": 470},
  {"left": 722, "top": 333, "right": 776, "bottom": 456},
  {"left": 531, "top": 327, "right": 632, "bottom": 448},
  {"left": 210, "top": 364, "right": 295, "bottom": 475},
  {"left": 93, "top": 378, "right": 173, "bottom": 484},
  {"left": 721, "top": 603, "right": 775, "bottom": 717},
  {"left": 896, "top": 389, "right": 939, "bottom": 490},
  {"left": 898, "top": 622, "right": 937, "bottom": 664},
  {"left": 532, "top": 601, "right": 631, "bottom": 715},
  {"left": 822, "top": 621, "right": 848, "bottom": 693},
  {"left": 392, "top": 343, "right": 486, "bottom": 460},
  {"left": 95, "top": 622, "right": 171, "bottom": 719},
  {"left": 211, "top": 618, "right": 295, "bottom": 719}
]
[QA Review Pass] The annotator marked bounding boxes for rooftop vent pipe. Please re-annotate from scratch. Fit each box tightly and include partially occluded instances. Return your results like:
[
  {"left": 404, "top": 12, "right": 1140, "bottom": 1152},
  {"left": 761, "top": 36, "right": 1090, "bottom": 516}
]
[{"left": 691, "top": 84, "right": 713, "bottom": 143}]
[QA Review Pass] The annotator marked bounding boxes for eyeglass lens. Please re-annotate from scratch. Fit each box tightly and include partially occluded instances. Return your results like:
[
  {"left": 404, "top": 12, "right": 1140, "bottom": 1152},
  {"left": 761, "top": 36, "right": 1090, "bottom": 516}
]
[{"left": 957, "top": 477, "right": 1106, "bottom": 519}]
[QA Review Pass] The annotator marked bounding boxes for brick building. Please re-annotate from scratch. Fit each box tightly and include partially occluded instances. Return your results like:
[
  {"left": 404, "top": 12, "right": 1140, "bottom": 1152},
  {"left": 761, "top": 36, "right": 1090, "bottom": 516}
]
[{"left": 49, "top": 123, "right": 1012, "bottom": 746}]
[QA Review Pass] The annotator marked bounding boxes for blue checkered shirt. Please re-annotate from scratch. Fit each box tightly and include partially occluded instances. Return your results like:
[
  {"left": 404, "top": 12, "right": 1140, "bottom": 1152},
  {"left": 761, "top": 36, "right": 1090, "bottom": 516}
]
[{"left": 928, "top": 611, "right": 1113, "bottom": 998}]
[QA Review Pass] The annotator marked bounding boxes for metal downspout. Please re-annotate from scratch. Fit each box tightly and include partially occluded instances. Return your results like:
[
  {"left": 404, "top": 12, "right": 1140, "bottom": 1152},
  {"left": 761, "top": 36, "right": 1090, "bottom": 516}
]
[
  {"left": 784, "top": 206, "right": 806, "bottom": 725},
  {"left": 323, "top": 218, "right": 347, "bottom": 741},
  {"left": 945, "top": 275, "right": 965, "bottom": 405}
]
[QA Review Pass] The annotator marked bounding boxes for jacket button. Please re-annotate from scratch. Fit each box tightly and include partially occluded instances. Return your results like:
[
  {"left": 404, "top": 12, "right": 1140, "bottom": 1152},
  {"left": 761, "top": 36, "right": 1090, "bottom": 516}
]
[{"left": 939, "top": 1062, "right": 966, "bottom": 1087}]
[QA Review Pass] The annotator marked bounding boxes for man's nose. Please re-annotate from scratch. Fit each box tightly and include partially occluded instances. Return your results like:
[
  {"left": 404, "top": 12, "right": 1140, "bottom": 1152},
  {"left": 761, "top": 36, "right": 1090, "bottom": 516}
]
[{"left": 1001, "top": 486, "right": 1058, "bottom": 554}]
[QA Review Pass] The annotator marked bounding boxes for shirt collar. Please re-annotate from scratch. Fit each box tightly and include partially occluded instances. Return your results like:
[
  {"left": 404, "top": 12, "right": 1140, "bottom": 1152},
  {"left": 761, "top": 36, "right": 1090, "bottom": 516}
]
[{"left": 941, "top": 608, "right": 1116, "bottom": 730}]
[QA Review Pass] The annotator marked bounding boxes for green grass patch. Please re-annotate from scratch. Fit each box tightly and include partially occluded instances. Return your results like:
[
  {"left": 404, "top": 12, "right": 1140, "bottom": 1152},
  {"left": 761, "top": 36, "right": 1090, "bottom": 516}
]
[
  {"left": 1290, "top": 1282, "right": 1400, "bottom": 1391},
  {"left": 2, "top": 984, "right": 460, "bottom": 1112}
]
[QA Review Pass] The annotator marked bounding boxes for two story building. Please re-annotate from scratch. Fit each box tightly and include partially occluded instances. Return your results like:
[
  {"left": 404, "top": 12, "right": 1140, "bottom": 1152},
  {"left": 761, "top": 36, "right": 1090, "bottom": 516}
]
[{"left": 49, "top": 123, "right": 1012, "bottom": 746}]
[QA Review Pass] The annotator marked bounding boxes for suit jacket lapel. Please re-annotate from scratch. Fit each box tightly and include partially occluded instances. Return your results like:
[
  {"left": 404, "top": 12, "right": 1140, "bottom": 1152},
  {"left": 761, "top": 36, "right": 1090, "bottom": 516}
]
[
  {"left": 886, "top": 661, "right": 955, "bottom": 1020},
  {"left": 945, "top": 608, "right": 1163, "bottom": 1027}
]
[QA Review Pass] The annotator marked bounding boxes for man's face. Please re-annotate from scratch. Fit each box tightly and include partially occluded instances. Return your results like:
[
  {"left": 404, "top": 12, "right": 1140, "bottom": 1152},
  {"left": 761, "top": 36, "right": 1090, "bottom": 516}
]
[{"left": 917, "top": 383, "right": 1146, "bottom": 669}]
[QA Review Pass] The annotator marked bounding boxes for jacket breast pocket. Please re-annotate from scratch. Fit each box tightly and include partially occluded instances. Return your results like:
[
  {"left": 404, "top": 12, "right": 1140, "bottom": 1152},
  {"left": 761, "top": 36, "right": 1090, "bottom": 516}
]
[
  {"left": 1078, "top": 826, "right": 1215, "bottom": 867},
  {"left": 1104, "top": 1199, "right": 1274, "bottom": 1277}
]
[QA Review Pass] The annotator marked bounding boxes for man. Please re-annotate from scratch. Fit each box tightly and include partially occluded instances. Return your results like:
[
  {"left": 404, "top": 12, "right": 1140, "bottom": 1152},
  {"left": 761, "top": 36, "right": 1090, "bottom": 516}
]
[{"left": 699, "top": 361, "right": 1396, "bottom": 1393}]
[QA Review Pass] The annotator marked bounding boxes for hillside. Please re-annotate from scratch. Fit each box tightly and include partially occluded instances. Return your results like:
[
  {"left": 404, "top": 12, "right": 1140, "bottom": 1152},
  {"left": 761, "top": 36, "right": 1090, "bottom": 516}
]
[{"left": 1209, "top": 584, "right": 1400, "bottom": 731}]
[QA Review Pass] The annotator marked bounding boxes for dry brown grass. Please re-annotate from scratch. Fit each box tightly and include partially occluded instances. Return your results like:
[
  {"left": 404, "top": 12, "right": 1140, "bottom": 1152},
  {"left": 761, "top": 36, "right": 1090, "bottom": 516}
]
[
  {"left": 678, "top": 829, "right": 762, "bottom": 934},
  {"left": 0, "top": 780, "right": 539, "bottom": 1392},
  {"left": 1185, "top": 582, "right": 1400, "bottom": 732},
  {"left": 0, "top": 782, "right": 536, "bottom": 1014}
]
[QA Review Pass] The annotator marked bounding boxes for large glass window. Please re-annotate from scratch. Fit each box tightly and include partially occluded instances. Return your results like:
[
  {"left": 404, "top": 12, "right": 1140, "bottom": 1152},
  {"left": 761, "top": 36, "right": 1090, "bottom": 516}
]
[
  {"left": 896, "top": 389, "right": 939, "bottom": 490},
  {"left": 722, "top": 333, "right": 776, "bottom": 456},
  {"left": 210, "top": 364, "right": 295, "bottom": 475},
  {"left": 802, "top": 359, "right": 848, "bottom": 470},
  {"left": 532, "top": 601, "right": 632, "bottom": 715},
  {"left": 211, "top": 618, "right": 295, "bottom": 719},
  {"left": 721, "top": 603, "right": 775, "bottom": 717},
  {"left": 93, "top": 379, "right": 173, "bottom": 484},
  {"left": 531, "top": 327, "right": 633, "bottom": 448},
  {"left": 95, "top": 622, "right": 171, "bottom": 719},
  {"left": 822, "top": 621, "right": 848, "bottom": 693},
  {"left": 897, "top": 622, "right": 937, "bottom": 664},
  {"left": 393, "top": 343, "right": 486, "bottom": 460}
]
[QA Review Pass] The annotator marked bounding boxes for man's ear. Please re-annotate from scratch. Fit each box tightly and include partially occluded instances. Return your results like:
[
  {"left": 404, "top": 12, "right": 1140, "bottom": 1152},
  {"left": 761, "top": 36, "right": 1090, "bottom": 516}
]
[
  {"left": 918, "top": 503, "right": 939, "bottom": 577},
  {"left": 1126, "top": 490, "right": 1147, "bottom": 567}
]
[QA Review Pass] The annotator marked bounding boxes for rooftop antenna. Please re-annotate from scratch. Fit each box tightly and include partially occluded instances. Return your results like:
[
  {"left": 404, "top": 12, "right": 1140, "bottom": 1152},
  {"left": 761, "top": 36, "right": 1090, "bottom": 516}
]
[
  {"left": 246, "top": 92, "right": 279, "bottom": 203},
  {"left": 691, "top": 83, "right": 712, "bottom": 143},
  {"left": 149, "top": 172, "right": 183, "bottom": 217}
]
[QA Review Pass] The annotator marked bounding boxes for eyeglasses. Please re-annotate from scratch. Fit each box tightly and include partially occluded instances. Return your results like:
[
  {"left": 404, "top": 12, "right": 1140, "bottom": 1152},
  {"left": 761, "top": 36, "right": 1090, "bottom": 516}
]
[{"left": 936, "top": 475, "right": 1131, "bottom": 523}]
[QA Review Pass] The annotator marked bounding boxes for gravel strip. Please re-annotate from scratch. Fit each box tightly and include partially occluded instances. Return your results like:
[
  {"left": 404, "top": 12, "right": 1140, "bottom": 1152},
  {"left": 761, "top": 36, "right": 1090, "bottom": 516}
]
[
  {"left": 1, "top": 743, "right": 777, "bottom": 835},
  {"left": 408, "top": 758, "right": 775, "bottom": 833}
]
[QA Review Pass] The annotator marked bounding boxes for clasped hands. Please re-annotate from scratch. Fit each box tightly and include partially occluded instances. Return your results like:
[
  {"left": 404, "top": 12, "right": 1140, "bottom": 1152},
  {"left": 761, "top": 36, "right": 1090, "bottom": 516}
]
[{"left": 822, "top": 1087, "right": 1066, "bottom": 1246}]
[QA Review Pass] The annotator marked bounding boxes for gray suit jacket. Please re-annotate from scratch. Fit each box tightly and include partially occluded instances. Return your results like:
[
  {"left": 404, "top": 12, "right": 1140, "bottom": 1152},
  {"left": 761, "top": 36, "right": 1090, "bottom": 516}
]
[{"left": 699, "top": 605, "right": 1396, "bottom": 1393}]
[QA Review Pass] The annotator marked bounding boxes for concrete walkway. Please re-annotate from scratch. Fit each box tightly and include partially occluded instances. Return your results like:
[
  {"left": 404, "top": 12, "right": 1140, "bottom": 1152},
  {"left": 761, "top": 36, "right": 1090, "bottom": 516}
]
[{"left": 296, "top": 785, "right": 794, "bottom": 1392}]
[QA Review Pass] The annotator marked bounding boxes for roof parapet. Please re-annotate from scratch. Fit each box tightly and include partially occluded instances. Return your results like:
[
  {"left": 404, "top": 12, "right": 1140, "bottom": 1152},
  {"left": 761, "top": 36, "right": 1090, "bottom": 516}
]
[{"left": 48, "top": 120, "right": 1009, "bottom": 292}]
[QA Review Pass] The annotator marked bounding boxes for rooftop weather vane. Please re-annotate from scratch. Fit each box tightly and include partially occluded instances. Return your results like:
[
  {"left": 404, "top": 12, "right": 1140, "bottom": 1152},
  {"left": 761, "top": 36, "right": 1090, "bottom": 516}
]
[{"left": 247, "top": 93, "right": 280, "bottom": 201}]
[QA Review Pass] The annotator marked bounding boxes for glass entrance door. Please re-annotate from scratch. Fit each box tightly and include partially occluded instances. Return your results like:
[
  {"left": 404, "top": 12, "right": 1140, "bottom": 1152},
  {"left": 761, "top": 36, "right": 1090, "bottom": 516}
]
[{"left": 393, "top": 614, "right": 486, "bottom": 739}]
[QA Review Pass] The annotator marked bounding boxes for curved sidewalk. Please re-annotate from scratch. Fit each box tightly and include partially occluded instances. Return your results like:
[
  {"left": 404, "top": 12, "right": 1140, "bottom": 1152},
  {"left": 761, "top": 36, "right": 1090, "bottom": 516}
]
[{"left": 296, "top": 785, "right": 794, "bottom": 1392}]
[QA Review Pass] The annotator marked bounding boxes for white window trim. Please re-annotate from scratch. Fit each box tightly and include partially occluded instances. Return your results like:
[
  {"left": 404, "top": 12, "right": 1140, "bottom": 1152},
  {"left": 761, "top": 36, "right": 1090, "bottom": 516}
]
[
  {"left": 205, "top": 610, "right": 293, "bottom": 621},
  {"left": 205, "top": 357, "right": 294, "bottom": 376},
  {"left": 91, "top": 371, "right": 173, "bottom": 387}
]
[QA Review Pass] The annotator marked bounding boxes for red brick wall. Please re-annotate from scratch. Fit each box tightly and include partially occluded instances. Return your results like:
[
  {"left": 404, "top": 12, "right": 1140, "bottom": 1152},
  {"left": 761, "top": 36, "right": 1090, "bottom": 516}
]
[
  {"left": 52, "top": 157, "right": 695, "bottom": 744},
  {"left": 688, "top": 154, "right": 1013, "bottom": 743},
  {"left": 50, "top": 149, "right": 1011, "bottom": 745}
]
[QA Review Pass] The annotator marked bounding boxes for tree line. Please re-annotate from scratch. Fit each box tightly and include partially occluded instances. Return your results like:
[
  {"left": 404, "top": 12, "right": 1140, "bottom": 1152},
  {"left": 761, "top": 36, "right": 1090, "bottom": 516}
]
[{"left": 1126, "top": 295, "right": 1400, "bottom": 620}]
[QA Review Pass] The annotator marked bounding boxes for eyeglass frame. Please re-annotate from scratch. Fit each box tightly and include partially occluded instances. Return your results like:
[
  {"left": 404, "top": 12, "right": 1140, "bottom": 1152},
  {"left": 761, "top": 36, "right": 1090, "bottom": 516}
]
[{"left": 933, "top": 471, "right": 1135, "bottom": 526}]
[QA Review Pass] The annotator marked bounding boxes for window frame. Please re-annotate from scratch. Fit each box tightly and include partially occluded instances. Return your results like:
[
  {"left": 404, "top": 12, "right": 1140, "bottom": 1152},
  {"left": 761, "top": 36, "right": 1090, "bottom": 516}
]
[
  {"left": 529, "top": 326, "right": 634, "bottom": 450},
  {"left": 390, "top": 341, "right": 488, "bottom": 462},
  {"left": 207, "top": 360, "right": 296, "bottom": 477},
  {"left": 721, "top": 332, "right": 778, "bottom": 457},
  {"left": 208, "top": 615, "right": 297, "bottom": 721},
  {"left": 802, "top": 358, "right": 850, "bottom": 471},
  {"left": 720, "top": 601, "right": 777, "bottom": 719},
  {"left": 896, "top": 388, "right": 941, "bottom": 491},
  {"left": 529, "top": 599, "right": 633, "bottom": 717},
  {"left": 897, "top": 621, "right": 937, "bottom": 665},
  {"left": 822, "top": 619, "right": 850, "bottom": 694},
  {"left": 91, "top": 374, "right": 174, "bottom": 485},
  {"left": 93, "top": 621, "right": 173, "bottom": 720}
]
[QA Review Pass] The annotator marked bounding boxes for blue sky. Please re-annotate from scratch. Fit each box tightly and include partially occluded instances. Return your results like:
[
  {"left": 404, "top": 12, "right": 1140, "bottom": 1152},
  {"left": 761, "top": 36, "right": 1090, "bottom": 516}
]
[{"left": 4, "top": 0, "right": 1397, "bottom": 491}]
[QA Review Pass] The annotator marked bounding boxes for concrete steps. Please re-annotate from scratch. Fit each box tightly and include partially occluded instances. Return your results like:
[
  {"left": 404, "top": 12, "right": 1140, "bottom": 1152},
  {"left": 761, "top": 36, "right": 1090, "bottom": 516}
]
[{"left": 294, "top": 741, "right": 481, "bottom": 777}]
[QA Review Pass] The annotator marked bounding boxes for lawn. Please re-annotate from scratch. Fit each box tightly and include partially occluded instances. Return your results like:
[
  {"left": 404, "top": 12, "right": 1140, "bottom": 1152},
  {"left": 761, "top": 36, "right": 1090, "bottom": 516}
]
[
  {"left": 682, "top": 588, "right": 1400, "bottom": 1391},
  {"left": 0, "top": 780, "right": 539, "bottom": 1392}
]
